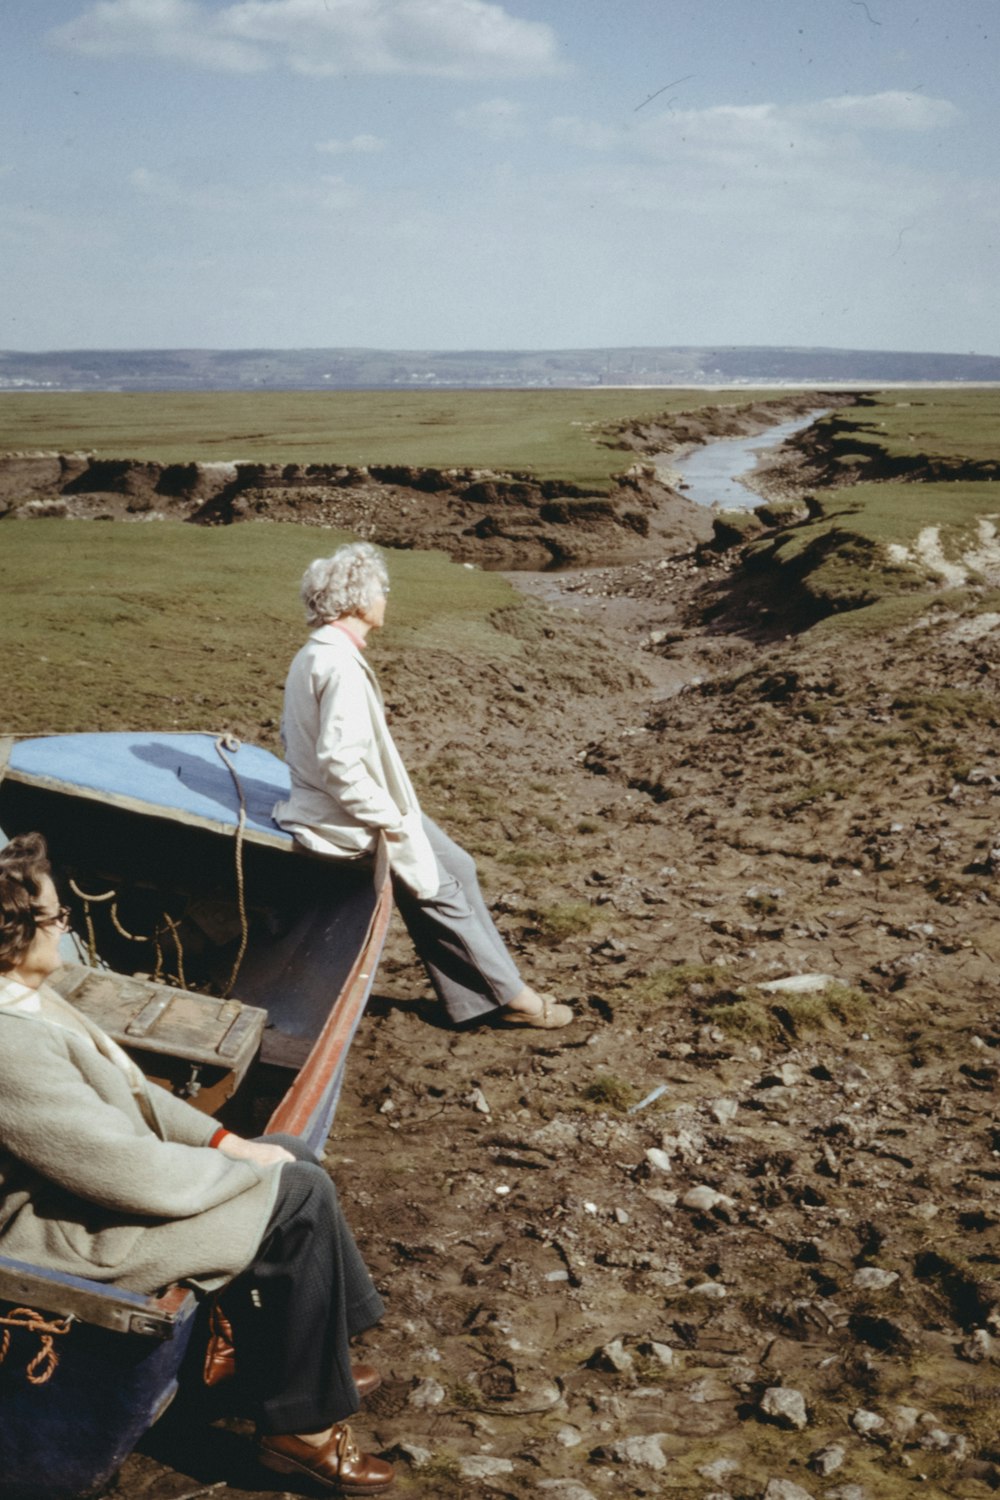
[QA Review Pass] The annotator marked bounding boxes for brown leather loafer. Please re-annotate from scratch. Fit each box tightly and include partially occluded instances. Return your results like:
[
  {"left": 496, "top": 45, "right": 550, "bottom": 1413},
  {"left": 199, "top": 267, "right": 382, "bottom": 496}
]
[
  {"left": 352, "top": 1362, "right": 382, "bottom": 1400},
  {"left": 259, "top": 1423, "right": 394, "bottom": 1493}
]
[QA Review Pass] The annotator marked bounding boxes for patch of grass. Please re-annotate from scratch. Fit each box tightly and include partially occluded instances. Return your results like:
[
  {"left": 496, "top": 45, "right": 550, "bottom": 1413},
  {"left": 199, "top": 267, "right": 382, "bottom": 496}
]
[
  {"left": 581, "top": 1074, "right": 639, "bottom": 1112},
  {"left": 706, "top": 983, "right": 869, "bottom": 1041},
  {"left": 630, "top": 963, "right": 724, "bottom": 1004},
  {"left": 0, "top": 388, "right": 784, "bottom": 490},
  {"left": 819, "top": 388, "right": 1000, "bottom": 467},
  {"left": 0, "top": 522, "right": 521, "bottom": 739},
  {"left": 533, "top": 900, "right": 597, "bottom": 942}
]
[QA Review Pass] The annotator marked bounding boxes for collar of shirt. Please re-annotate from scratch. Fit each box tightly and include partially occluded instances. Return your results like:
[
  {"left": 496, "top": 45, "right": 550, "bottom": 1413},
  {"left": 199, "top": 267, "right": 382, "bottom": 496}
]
[{"left": 0, "top": 975, "right": 41, "bottom": 1012}]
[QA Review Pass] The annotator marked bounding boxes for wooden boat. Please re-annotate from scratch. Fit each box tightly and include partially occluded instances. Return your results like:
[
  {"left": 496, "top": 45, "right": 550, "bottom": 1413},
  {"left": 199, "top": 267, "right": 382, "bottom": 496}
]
[{"left": 0, "top": 732, "right": 392, "bottom": 1500}]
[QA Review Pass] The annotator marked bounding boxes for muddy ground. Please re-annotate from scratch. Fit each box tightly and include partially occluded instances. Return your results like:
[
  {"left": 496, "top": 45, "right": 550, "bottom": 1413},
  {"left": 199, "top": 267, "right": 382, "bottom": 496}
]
[{"left": 88, "top": 410, "right": 1000, "bottom": 1500}]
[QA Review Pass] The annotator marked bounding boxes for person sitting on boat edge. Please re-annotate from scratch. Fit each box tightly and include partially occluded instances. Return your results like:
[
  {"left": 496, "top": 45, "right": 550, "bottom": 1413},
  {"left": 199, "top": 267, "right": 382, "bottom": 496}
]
[
  {"left": 0, "top": 832, "right": 394, "bottom": 1495},
  {"left": 272, "top": 540, "right": 574, "bottom": 1031}
]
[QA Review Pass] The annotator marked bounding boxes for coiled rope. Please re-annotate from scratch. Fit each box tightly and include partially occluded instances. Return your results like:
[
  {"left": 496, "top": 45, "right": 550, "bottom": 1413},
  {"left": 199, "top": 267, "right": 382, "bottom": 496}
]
[{"left": 0, "top": 1308, "right": 72, "bottom": 1385}]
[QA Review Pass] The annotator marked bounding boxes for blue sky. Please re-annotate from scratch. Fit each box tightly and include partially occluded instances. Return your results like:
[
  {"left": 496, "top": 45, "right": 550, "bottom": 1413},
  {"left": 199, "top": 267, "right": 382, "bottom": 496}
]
[{"left": 3, "top": 0, "right": 997, "bottom": 352}]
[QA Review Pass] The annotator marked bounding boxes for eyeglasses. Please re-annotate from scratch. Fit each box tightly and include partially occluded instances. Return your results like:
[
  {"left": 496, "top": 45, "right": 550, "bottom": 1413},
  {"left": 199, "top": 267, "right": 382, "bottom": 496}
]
[{"left": 34, "top": 905, "right": 72, "bottom": 931}]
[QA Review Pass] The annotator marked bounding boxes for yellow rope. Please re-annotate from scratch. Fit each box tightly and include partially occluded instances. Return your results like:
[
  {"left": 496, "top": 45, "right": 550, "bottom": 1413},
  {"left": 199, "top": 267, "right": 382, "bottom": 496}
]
[
  {"left": 213, "top": 735, "right": 250, "bottom": 999},
  {"left": 0, "top": 1308, "right": 72, "bottom": 1385}
]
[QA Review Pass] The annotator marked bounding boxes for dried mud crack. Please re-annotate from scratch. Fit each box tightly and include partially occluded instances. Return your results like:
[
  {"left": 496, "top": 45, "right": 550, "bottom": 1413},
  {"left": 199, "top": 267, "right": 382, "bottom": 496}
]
[{"left": 113, "top": 515, "right": 1000, "bottom": 1500}]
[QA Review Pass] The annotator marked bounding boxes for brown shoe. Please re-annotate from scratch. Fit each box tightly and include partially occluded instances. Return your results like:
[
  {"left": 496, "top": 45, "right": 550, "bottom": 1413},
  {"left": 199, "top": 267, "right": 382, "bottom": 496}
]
[
  {"left": 259, "top": 1424, "right": 394, "bottom": 1493},
  {"left": 352, "top": 1362, "right": 382, "bottom": 1400}
]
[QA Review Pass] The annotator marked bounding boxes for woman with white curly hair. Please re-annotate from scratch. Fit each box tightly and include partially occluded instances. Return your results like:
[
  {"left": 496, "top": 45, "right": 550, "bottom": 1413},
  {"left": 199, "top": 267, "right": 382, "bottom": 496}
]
[{"left": 273, "top": 541, "right": 572, "bottom": 1029}]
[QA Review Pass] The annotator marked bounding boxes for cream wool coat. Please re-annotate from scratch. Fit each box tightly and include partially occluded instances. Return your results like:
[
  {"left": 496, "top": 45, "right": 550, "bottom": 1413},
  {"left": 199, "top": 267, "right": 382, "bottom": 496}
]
[
  {"left": 273, "top": 624, "right": 439, "bottom": 900},
  {"left": 0, "top": 994, "right": 280, "bottom": 1295}
]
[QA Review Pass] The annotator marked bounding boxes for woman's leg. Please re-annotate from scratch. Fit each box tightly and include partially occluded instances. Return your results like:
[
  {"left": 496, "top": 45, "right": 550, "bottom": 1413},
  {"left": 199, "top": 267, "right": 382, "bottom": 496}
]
[
  {"left": 225, "top": 1160, "right": 384, "bottom": 1435},
  {"left": 391, "top": 816, "right": 525, "bottom": 1024}
]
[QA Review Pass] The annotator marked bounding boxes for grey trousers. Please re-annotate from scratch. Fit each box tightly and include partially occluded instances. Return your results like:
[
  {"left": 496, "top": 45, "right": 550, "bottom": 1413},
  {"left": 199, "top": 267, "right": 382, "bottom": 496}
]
[{"left": 391, "top": 816, "right": 524, "bottom": 1024}]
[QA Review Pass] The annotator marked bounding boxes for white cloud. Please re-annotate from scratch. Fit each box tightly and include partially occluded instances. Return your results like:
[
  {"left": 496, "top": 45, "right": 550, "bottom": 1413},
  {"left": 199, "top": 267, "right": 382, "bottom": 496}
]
[
  {"left": 50, "top": 0, "right": 566, "bottom": 78},
  {"left": 316, "top": 134, "right": 386, "bottom": 155},
  {"left": 799, "top": 91, "right": 960, "bottom": 132},
  {"left": 454, "top": 97, "right": 525, "bottom": 140}
]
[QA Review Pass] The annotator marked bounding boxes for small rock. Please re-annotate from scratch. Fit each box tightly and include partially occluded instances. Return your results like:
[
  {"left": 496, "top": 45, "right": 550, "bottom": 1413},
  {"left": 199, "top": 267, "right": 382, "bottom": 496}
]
[
  {"left": 763, "top": 1480, "right": 815, "bottom": 1500},
  {"left": 554, "top": 1426, "right": 584, "bottom": 1449},
  {"left": 378, "top": 1097, "right": 395, "bottom": 1114},
  {"left": 614, "top": 1207, "right": 630, "bottom": 1224},
  {"left": 919, "top": 1427, "right": 967, "bottom": 1458},
  {"left": 681, "top": 1185, "right": 734, "bottom": 1213},
  {"left": 697, "top": 1457, "right": 739, "bottom": 1482},
  {"left": 689, "top": 1280, "right": 727, "bottom": 1299},
  {"left": 757, "top": 973, "right": 836, "bottom": 994},
  {"left": 408, "top": 1377, "right": 446, "bottom": 1409},
  {"left": 391, "top": 1440, "right": 431, "bottom": 1469},
  {"left": 808, "top": 1443, "right": 845, "bottom": 1476},
  {"left": 545, "top": 1269, "right": 570, "bottom": 1282},
  {"left": 960, "top": 1328, "right": 994, "bottom": 1362},
  {"left": 640, "top": 1340, "right": 674, "bottom": 1367},
  {"left": 537, "top": 1483, "right": 598, "bottom": 1500},
  {"left": 825, "top": 1487, "right": 868, "bottom": 1500},
  {"left": 588, "top": 1338, "right": 634, "bottom": 1373},
  {"left": 600, "top": 1434, "right": 669, "bottom": 1471},
  {"left": 645, "top": 1147, "right": 673, "bottom": 1173},
  {"left": 852, "top": 1267, "right": 899, "bottom": 1292},
  {"left": 710, "top": 1097, "right": 739, "bottom": 1126},
  {"left": 464, "top": 1087, "right": 491, "bottom": 1114},
  {"left": 759, "top": 1386, "right": 808, "bottom": 1430},
  {"left": 850, "top": 1408, "right": 886, "bottom": 1438},
  {"left": 458, "top": 1454, "right": 515, "bottom": 1480}
]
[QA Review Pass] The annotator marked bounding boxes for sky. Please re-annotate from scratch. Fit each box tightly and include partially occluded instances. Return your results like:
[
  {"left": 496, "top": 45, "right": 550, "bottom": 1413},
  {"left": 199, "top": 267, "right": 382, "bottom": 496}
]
[{"left": 2, "top": 0, "right": 998, "bottom": 354}]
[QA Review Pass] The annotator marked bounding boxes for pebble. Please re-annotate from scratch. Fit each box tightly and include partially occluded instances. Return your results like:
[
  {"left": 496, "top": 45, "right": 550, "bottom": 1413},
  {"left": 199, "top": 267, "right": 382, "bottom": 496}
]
[
  {"left": 698, "top": 1457, "right": 740, "bottom": 1482},
  {"left": 808, "top": 1443, "right": 845, "bottom": 1476},
  {"left": 554, "top": 1426, "right": 584, "bottom": 1449},
  {"left": 537, "top": 1483, "right": 599, "bottom": 1500},
  {"left": 614, "top": 1207, "right": 630, "bottom": 1224},
  {"left": 545, "top": 1269, "right": 570, "bottom": 1282},
  {"left": 759, "top": 1386, "right": 808, "bottom": 1430},
  {"left": 826, "top": 1487, "right": 868, "bottom": 1500},
  {"left": 645, "top": 1147, "right": 673, "bottom": 1172},
  {"left": 601, "top": 1434, "right": 669, "bottom": 1471},
  {"left": 757, "top": 973, "right": 836, "bottom": 994},
  {"left": 408, "top": 1378, "right": 446, "bottom": 1409},
  {"left": 763, "top": 1481, "right": 815, "bottom": 1500},
  {"left": 681, "top": 1185, "right": 734, "bottom": 1213},
  {"left": 393, "top": 1440, "right": 431, "bottom": 1468},
  {"left": 689, "top": 1280, "right": 727, "bottom": 1299},
  {"left": 464, "top": 1087, "right": 491, "bottom": 1114},
  {"left": 640, "top": 1340, "right": 674, "bottom": 1367},
  {"left": 710, "top": 1097, "right": 739, "bottom": 1126},
  {"left": 852, "top": 1267, "right": 899, "bottom": 1292},
  {"left": 458, "top": 1455, "right": 515, "bottom": 1480},
  {"left": 850, "top": 1408, "right": 885, "bottom": 1438},
  {"left": 589, "top": 1338, "right": 634, "bottom": 1373}
]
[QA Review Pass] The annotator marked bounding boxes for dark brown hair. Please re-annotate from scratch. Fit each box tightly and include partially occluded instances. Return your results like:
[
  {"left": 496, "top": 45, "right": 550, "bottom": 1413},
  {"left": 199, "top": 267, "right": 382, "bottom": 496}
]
[{"left": 0, "top": 833, "right": 53, "bottom": 973}]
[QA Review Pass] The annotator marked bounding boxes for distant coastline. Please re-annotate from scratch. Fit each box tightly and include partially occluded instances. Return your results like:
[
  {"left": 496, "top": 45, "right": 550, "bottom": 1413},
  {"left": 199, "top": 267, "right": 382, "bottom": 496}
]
[{"left": 2, "top": 344, "right": 999, "bottom": 393}]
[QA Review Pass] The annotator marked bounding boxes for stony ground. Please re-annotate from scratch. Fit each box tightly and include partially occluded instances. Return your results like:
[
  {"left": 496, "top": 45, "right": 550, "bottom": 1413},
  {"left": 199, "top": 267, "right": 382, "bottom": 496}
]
[
  {"left": 109, "top": 587, "right": 1000, "bottom": 1500},
  {"left": 104, "top": 412, "right": 1000, "bottom": 1500}
]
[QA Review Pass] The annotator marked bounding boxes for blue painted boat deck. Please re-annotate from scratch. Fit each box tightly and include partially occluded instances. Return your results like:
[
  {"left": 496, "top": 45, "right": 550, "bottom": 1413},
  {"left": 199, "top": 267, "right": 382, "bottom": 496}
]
[{"left": 7, "top": 733, "right": 294, "bottom": 847}]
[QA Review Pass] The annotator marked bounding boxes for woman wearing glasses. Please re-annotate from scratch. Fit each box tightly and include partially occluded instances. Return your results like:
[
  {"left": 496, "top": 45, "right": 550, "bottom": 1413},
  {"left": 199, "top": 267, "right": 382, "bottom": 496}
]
[
  {"left": 274, "top": 540, "right": 573, "bottom": 1030},
  {"left": 0, "top": 832, "right": 394, "bottom": 1494}
]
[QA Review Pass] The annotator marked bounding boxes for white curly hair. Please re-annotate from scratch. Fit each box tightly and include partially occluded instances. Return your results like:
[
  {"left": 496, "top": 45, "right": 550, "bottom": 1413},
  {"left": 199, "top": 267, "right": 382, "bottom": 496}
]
[{"left": 300, "top": 542, "right": 390, "bottom": 626}]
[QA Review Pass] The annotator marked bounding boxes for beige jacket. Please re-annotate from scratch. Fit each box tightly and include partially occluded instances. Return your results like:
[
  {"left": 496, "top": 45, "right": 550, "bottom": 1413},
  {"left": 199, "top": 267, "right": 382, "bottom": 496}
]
[
  {"left": 0, "top": 985, "right": 280, "bottom": 1295},
  {"left": 273, "top": 625, "right": 439, "bottom": 900}
]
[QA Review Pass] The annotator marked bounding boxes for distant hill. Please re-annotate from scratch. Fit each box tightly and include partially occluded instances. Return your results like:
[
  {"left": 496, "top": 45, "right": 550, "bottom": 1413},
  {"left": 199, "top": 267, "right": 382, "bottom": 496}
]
[{"left": 1, "top": 345, "right": 999, "bottom": 392}]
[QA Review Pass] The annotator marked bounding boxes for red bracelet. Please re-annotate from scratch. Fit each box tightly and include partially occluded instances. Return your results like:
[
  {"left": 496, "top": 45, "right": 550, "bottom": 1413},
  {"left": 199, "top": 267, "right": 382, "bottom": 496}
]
[{"left": 209, "top": 1127, "right": 233, "bottom": 1149}]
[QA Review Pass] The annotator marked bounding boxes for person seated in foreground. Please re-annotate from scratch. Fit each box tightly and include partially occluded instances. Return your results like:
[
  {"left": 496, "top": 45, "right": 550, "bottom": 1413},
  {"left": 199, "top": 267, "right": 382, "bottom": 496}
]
[
  {"left": 0, "top": 832, "right": 394, "bottom": 1495},
  {"left": 273, "top": 540, "right": 574, "bottom": 1030}
]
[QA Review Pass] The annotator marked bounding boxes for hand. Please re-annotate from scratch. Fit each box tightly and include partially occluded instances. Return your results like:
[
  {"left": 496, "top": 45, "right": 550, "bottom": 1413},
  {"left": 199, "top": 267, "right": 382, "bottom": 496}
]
[{"left": 216, "top": 1135, "right": 296, "bottom": 1167}]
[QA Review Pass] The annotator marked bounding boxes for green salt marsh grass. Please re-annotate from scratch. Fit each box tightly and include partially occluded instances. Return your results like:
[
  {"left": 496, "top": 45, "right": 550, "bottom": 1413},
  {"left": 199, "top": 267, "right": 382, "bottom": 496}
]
[
  {"left": 0, "top": 522, "right": 517, "bottom": 740},
  {"left": 0, "top": 388, "right": 777, "bottom": 490},
  {"left": 817, "top": 387, "right": 1000, "bottom": 466}
]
